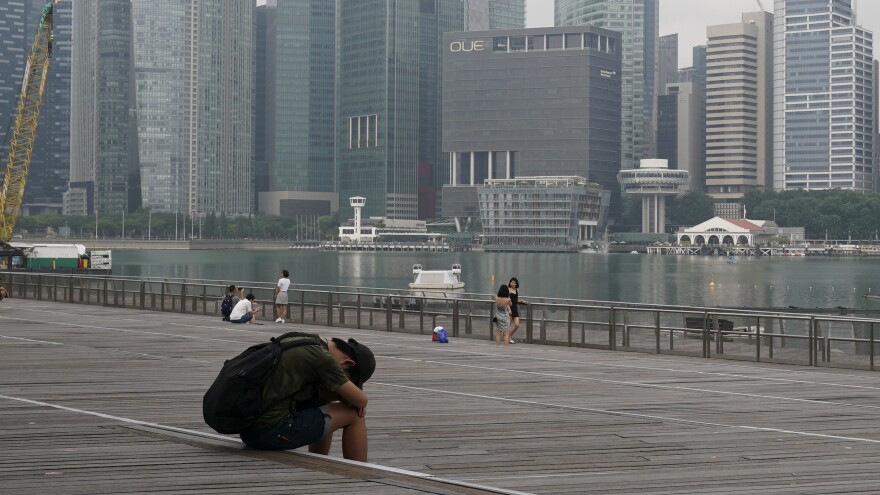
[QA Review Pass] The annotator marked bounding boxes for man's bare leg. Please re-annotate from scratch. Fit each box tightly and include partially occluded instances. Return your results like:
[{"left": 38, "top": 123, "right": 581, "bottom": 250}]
[{"left": 308, "top": 402, "right": 367, "bottom": 461}]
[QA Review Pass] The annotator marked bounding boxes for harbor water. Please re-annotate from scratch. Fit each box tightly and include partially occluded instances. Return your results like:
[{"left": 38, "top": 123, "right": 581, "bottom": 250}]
[{"left": 111, "top": 250, "right": 880, "bottom": 310}]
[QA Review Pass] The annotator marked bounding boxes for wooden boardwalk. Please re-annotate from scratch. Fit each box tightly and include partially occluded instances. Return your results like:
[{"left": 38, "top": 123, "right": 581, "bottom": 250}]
[{"left": 2, "top": 299, "right": 880, "bottom": 494}]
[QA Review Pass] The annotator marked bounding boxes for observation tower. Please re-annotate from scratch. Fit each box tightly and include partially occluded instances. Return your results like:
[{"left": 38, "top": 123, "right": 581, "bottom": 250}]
[
  {"left": 349, "top": 196, "right": 366, "bottom": 243},
  {"left": 617, "top": 159, "right": 690, "bottom": 234}
]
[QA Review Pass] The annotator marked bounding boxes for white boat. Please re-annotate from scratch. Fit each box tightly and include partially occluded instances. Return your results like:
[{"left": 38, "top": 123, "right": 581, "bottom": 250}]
[{"left": 409, "top": 264, "right": 465, "bottom": 290}]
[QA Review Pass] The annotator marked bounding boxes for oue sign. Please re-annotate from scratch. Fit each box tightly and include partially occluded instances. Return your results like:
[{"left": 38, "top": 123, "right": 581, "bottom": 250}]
[{"left": 449, "top": 40, "right": 485, "bottom": 53}]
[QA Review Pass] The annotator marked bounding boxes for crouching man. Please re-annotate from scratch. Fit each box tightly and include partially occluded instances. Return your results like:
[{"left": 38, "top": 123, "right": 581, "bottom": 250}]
[{"left": 239, "top": 333, "right": 376, "bottom": 461}]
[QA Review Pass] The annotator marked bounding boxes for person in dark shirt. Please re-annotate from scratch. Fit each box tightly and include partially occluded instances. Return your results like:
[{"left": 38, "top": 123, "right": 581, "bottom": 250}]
[
  {"left": 507, "top": 277, "right": 527, "bottom": 344},
  {"left": 239, "top": 333, "right": 376, "bottom": 461}
]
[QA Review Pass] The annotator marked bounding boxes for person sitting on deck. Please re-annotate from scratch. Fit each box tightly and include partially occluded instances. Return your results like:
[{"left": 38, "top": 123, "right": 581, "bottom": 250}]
[
  {"left": 239, "top": 332, "right": 376, "bottom": 462},
  {"left": 229, "top": 294, "right": 259, "bottom": 324}
]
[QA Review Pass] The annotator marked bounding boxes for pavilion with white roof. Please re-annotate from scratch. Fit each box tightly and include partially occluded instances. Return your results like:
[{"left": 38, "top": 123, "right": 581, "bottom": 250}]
[{"left": 676, "top": 217, "right": 778, "bottom": 246}]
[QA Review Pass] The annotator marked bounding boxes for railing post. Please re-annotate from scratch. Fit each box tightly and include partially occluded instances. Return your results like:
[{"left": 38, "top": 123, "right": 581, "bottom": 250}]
[
  {"left": 809, "top": 317, "right": 816, "bottom": 366},
  {"left": 53, "top": 276, "right": 58, "bottom": 302},
  {"left": 37, "top": 275, "right": 43, "bottom": 301},
  {"left": 702, "top": 311, "right": 710, "bottom": 358},
  {"left": 160, "top": 283, "right": 166, "bottom": 311},
  {"left": 385, "top": 295, "right": 392, "bottom": 332},
  {"left": 870, "top": 322, "right": 875, "bottom": 372},
  {"left": 755, "top": 316, "right": 761, "bottom": 362},
  {"left": 526, "top": 303, "right": 532, "bottom": 344},
  {"left": 68, "top": 277, "right": 74, "bottom": 303},
  {"left": 418, "top": 297, "right": 424, "bottom": 334},
  {"left": 299, "top": 290, "right": 305, "bottom": 323},
  {"left": 103, "top": 277, "right": 109, "bottom": 307},
  {"left": 139, "top": 281, "right": 146, "bottom": 310},
  {"left": 202, "top": 285, "right": 207, "bottom": 315},
  {"left": 567, "top": 306, "right": 573, "bottom": 347},
  {"left": 327, "top": 292, "right": 333, "bottom": 327},
  {"left": 357, "top": 294, "right": 362, "bottom": 329},
  {"left": 180, "top": 284, "right": 187, "bottom": 313},
  {"left": 655, "top": 311, "right": 661, "bottom": 354},
  {"left": 609, "top": 307, "right": 616, "bottom": 350},
  {"left": 452, "top": 299, "right": 459, "bottom": 337}
]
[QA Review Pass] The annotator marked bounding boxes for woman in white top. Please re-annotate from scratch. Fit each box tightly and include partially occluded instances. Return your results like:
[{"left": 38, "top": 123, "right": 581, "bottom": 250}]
[{"left": 274, "top": 269, "right": 291, "bottom": 323}]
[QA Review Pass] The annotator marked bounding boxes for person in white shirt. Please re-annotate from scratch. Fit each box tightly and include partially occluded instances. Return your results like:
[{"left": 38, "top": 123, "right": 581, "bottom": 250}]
[
  {"left": 274, "top": 269, "right": 291, "bottom": 323},
  {"left": 230, "top": 294, "right": 259, "bottom": 324}
]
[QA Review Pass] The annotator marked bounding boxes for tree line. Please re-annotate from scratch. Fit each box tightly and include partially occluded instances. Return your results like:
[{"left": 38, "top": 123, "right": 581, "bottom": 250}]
[
  {"left": 664, "top": 189, "right": 880, "bottom": 240},
  {"left": 15, "top": 211, "right": 340, "bottom": 241}
]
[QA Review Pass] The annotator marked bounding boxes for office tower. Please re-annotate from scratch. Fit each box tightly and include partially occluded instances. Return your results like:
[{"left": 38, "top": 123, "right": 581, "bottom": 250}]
[
  {"left": 0, "top": 0, "right": 70, "bottom": 211},
  {"left": 659, "top": 34, "right": 678, "bottom": 95},
  {"left": 467, "top": 0, "right": 525, "bottom": 31},
  {"left": 254, "top": 5, "right": 269, "bottom": 211},
  {"left": 68, "top": 0, "right": 140, "bottom": 215},
  {"left": 773, "top": 0, "right": 874, "bottom": 192},
  {"left": 657, "top": 82, "right": 705, "bottom": 192},
  {"left": 705, "top": 11, "right": 773, "bottom": 201},
  {"left": 875, "top": 59, "right": 879, "bottom": 192},
  {"left": 556, "top": 0, "right": 659, "bottom": 170},
  {"left": 490, "top": 0, "right": 526, "bottom": 29},
  {"left": 678, "top": 45, "right": 707, "bottom": 89},
  {"left": 337, "top": 0, "right": 463, "bottom": 221},
  {"left": 259, "top": 0, "right": 336, "bottom": 218},
  {"left": 265, "top": 0, "right": 334, "bottom": 194},
  {"left": 132, "top": 0, "right": 254, "bottom": 216},
  {"left": 442, "top": 26, "right": 622, "bottom": 220}
]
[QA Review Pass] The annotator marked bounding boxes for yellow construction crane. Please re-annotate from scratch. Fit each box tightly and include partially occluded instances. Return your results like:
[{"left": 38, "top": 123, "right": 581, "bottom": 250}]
[{"left": 0, "top": 1, "right": 56, "bottom": 245}]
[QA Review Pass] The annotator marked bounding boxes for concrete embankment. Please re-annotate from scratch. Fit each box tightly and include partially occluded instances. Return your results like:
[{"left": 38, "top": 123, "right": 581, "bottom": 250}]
[{"left": 16, "top": 238, "right": 292, "bottom": 250}]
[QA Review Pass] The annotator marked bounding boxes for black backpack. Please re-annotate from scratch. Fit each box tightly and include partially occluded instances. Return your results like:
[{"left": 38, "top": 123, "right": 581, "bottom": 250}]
[
  {"left": 203, "top": 332, "right": 322, "bottom": 434},
  {"left": 220, "top": 295, "right": 235, "bottom": 321}
]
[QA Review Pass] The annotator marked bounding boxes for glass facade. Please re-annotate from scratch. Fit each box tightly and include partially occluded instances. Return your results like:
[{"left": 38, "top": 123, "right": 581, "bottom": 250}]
[
  {"left": 773, "top": 0, "right": 874, "bottom": 191},
  {"left": 338, "top": 0, "right": 463, "bottom": 221},
  {"left": 478, "top": 177, "right": 610, "bottom": 252},
  {"left": 0, "top": 0, "right": 70, "bottom": 208},
  {"left": 556, "top": 0, "right": 659, "bottom": 171},
  {"left": 133, "top": 0, "right": 254, "bottom": 214},
  {"left": 69, "top": 0, "right": 140, "bottom": 214},
  {"left": 489, "top": 0, "right": 525, "bottom": 29},
  {"left": 266, "top": 0, "right": 335, "bottom": 196}
]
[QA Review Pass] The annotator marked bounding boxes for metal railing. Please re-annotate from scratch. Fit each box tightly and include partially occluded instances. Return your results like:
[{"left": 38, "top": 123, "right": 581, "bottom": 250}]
[{"left": 2, "top": 272, "right": 877, "bottom": 371}]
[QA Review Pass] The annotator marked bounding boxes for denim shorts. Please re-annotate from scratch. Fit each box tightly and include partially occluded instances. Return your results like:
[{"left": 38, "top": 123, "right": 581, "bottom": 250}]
[
  {"left": 231, "top": 313, "right": 253, "bottom": 324},
  {"left": 239, "top": 406, "right": 330, "bottom": 451}
]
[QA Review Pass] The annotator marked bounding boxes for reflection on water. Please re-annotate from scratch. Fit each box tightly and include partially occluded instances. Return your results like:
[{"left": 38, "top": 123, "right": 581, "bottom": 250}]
[{"left": 112, "top": 250, "right": 880, "bottom": 309}]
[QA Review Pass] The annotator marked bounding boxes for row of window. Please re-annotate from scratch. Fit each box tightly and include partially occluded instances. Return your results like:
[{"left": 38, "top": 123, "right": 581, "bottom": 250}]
[{"left": 491, "top": 32, "right": 617, "bottom": 55}]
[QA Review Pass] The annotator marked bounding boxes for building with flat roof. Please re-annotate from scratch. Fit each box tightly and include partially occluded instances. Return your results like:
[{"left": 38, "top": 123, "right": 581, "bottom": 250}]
[
  {"left": 657, "top": 82, "right": 705, "bottom": 192},
  {"left": 478, "top": 177, "right": 610, "bottom": 252},
  {"left": 773, "top": 0, "right": 874, "bottom": 192},
  {"left": 441, "top": 25, "right": 622, "bottom": 221},
  {"left": 556, "top": 0, "right": 659, "bottom": 170}
]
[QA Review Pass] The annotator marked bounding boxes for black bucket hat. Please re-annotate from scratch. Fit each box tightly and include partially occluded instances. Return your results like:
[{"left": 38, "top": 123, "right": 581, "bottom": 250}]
[{"left": 332, "top": 338, "right": 376, "bottom": 389}]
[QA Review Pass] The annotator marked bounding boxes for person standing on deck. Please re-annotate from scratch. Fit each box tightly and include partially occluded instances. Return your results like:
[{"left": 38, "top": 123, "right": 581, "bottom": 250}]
[
  {"left": 275, "top": 270, "right": 291, "bottom": 323},
  {"left": 494, "top": 284, "right": 512, "bottom": 346},
  {"left": 507, "top": 277, "right": 527, "bottom": 344}
]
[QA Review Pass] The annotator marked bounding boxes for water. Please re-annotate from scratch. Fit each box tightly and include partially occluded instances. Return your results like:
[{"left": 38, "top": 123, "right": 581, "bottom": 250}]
[{"left": 110, "top": 249, "right": 880, "bottom": 310}]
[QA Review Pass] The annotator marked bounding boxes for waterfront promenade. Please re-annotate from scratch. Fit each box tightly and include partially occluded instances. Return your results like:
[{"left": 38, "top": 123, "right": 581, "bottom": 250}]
[{"left": 2, "top": 298, "right": 880, "bottom": 494}]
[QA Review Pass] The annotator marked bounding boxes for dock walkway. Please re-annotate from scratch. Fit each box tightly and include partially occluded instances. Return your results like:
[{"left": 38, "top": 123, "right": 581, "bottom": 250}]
[{"left": 2, "top": 299, "right": 880, "bottom": 494}]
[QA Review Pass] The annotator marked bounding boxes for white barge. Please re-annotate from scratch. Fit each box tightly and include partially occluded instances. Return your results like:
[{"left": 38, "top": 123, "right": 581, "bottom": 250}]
[{"left": 409, "top": 264, "right": 465, "bottom": 290}]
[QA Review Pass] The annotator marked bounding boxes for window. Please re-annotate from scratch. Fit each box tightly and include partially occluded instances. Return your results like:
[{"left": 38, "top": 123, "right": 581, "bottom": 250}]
[{"left": 348, "top": 115, "right": 378, "bottom": 149}]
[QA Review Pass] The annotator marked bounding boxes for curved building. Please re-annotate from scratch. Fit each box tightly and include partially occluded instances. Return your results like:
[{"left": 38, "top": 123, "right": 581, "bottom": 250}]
[{"left": 618, "top": 159, "right": 689, "bottom": 233}]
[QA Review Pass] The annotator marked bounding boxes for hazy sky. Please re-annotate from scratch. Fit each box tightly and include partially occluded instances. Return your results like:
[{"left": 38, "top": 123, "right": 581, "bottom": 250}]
[{"left": 526, "top": 0, "right": 880, "bottom": 66}]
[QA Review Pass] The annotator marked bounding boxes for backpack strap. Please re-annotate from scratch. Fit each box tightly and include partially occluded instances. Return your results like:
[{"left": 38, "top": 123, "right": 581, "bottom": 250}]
[{"left": 261, "top": 336, "right": 324, "bottom": 419}]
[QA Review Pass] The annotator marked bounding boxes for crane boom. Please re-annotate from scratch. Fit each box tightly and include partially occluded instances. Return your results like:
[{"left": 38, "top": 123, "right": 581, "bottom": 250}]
[{"left": 0, "top": 2, "right": 55, "bottom": 244}]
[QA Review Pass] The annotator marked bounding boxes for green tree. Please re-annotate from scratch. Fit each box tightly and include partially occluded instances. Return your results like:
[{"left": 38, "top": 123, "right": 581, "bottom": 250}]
[{"left": 666, "top": 190, "right": 715, "bottom": 229}]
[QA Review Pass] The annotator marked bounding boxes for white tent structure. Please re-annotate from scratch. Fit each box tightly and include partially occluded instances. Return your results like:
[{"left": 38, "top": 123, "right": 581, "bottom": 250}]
[{"left": 677, "top": 217, "right": 776, "bottom": 246}]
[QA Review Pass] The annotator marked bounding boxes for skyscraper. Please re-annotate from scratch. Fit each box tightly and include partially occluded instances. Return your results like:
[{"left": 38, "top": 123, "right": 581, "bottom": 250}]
[
  {"left": 68, "top": 0, "right": 140, "bottom": 215},
  {"left": 659, "top": 34, "right": 678, "bottom": 95},
  {"left": 466, "top": 0, "right": 525, "bottom": 30},
  {"left": 337, "top": 0, "right": 463, "bottom": 220},
  {"left": 657, "top": 82, "right": 705, "bottom": 192},
  {"left": 705, "top": 11, "right": 773, "bottom": 201},
  {"left": 132, "top": 0, "right": 254, "bottom": 216},
  {"left": 773, "top": 0, "right": 874, "bottom": 192},
  {"left": 0, "top": 0, "right": 70, "bottom": 211},
  {"left": 556, "top": 0, "right": 659, "bottom": 170},
  {"left": 678, "top": 45, "right": 707, "bottom": 89},
  {"left": 265, "top": 0, "right": 335, "bottom": 197}
]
